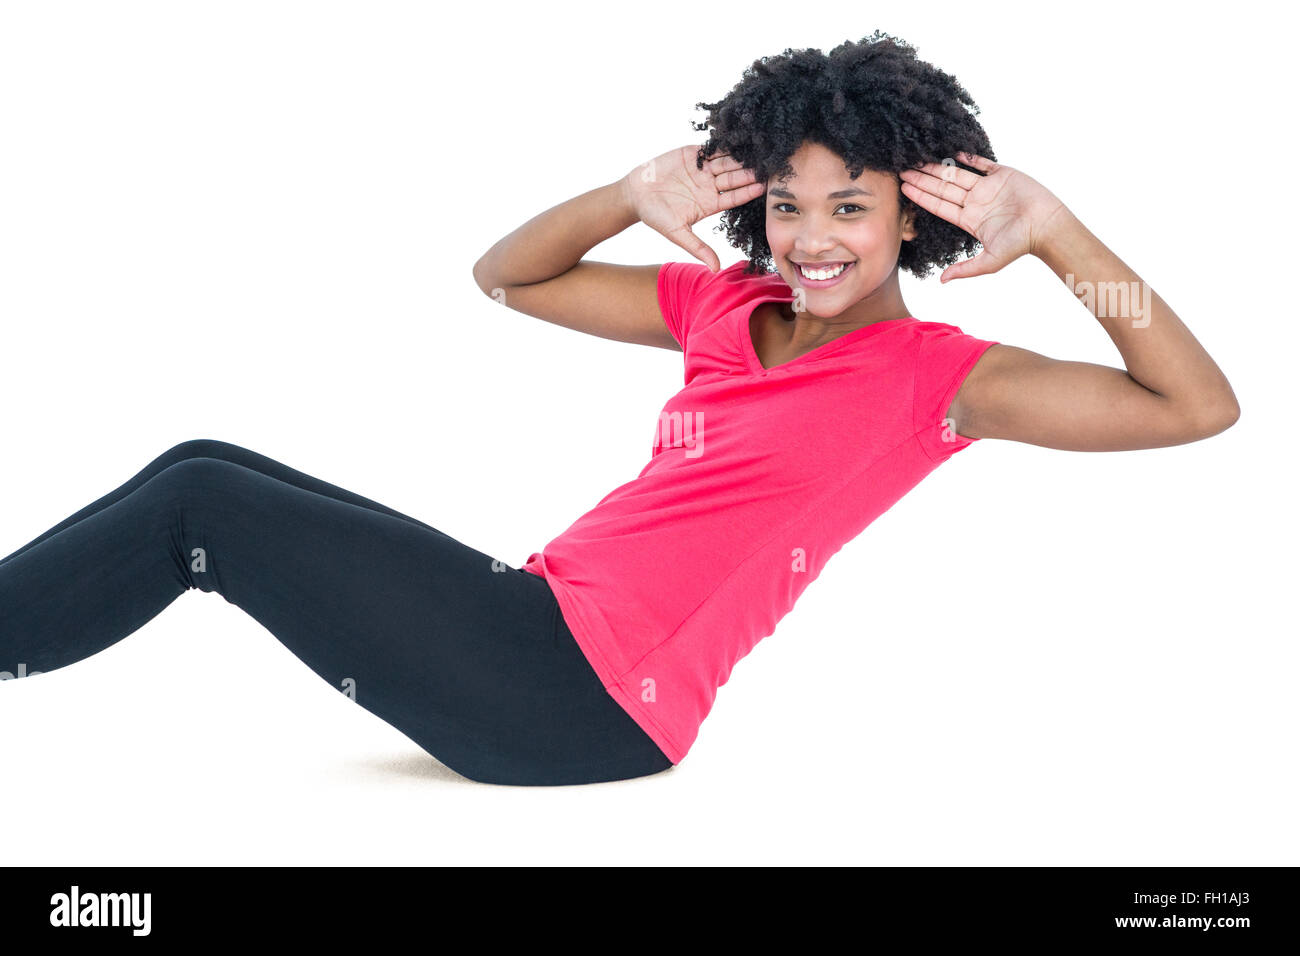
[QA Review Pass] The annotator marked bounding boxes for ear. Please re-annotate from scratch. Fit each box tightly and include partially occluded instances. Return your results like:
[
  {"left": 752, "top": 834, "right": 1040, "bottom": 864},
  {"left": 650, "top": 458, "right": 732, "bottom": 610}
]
[
  {"left": 895, "top": 180, "right": 919, "bottom": 241},
  {"left": 899, "top": 203, "right": 919, "bottom": 242}
]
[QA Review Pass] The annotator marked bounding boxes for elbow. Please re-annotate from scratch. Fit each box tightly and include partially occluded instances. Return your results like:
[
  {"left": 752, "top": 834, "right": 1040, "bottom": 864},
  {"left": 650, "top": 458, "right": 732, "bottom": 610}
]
[
  {"left": 1189, "top": 395, "right": 1241, "bottom": 439},
  {"left": 472, "top": 255, "right": 508, "bottom": 300},
  {"left": 1207, "top": 383, "right": 1242, "bottom": 434},
  {"left": 472, "top": 257, "right": 493, "bottom": 297},
  {"left": 1220, "top": 396, "right": 1242, "bottom": 430}
]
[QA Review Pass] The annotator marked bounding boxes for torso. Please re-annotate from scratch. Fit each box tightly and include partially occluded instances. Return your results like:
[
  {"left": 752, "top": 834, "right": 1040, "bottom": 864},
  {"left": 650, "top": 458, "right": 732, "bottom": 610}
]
[{"left": 747, "top": 298, "right": 983, "bottom": 434}]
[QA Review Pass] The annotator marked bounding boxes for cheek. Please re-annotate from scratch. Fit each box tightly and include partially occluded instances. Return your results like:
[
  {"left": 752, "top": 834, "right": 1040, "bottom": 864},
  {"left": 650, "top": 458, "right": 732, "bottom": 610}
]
[{"left": 849, "top": 225, "right": 895, "bottom": 254}]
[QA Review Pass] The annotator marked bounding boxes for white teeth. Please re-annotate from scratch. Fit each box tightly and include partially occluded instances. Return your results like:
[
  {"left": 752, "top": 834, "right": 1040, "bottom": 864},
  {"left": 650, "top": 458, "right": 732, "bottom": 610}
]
[{"left": 798, "top": 262, "right": 848, "bottom": 281}]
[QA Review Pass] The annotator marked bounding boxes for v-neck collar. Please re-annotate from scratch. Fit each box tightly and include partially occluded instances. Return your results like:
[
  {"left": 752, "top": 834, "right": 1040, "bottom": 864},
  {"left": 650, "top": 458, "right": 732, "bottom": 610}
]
[{"left": 738, "top": 292, "right": 917, "bottom": 376}]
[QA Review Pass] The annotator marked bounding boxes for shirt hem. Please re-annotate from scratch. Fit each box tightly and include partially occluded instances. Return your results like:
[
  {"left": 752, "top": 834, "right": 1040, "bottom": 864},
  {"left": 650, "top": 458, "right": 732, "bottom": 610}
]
[{"left": 524, "top": 553, "right": 687, "bottom": 765}]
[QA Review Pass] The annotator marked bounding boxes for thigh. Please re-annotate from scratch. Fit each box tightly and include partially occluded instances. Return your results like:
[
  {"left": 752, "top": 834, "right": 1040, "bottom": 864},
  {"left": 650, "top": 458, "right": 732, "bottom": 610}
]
[
  {"left": 1, "top": 438, "right": 447, "bottom": 569},
  {"left": 166, "top": 457, "right": 669, "bottom": 786},
  {"left": 155, "top": 439, "right": 450, "bottom": 536}
]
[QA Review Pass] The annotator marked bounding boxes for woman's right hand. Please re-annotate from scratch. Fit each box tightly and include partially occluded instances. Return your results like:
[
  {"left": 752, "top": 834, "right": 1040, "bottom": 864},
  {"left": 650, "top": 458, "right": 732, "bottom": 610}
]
[{"left": 620, "top": 146, "right": 767, "bottom": 273}]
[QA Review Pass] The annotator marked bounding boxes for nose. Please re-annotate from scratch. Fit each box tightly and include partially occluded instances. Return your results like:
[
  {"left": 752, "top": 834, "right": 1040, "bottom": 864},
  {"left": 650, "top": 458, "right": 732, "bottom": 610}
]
[
  {"left": 793, "top": 238, "right": 846, "bottom": 261},
  {"left": 792, "top": 227, "right": 844, "bottom": 259}
]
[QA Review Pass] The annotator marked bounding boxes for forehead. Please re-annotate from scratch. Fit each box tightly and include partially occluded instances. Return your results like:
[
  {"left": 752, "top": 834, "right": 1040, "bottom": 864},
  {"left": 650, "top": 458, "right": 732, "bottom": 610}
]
[{"left": 771, "top": 144, "right": 895, "bottom": 193}]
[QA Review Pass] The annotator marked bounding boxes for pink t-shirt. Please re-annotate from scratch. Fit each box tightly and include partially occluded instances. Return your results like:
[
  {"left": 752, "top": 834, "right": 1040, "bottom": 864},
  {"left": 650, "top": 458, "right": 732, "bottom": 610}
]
[{"left": 522, "top": 259, "right": 999, "bottom": 764}]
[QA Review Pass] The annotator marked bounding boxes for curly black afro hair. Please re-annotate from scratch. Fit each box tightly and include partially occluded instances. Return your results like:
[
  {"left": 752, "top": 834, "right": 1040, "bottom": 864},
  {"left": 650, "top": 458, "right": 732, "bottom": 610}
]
[{"left": 692, "top": 30, "right": 995, "bottom": 280}]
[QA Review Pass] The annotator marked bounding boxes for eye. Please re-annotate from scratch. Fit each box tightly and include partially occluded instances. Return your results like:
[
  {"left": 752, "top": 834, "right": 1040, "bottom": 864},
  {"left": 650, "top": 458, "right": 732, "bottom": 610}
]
[{"left": 771, "top": 203, "right": 867, "bottom": 215}]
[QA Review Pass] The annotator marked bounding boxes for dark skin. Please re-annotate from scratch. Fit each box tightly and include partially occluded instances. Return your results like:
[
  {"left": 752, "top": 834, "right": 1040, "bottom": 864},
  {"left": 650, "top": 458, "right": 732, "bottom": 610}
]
[
  {"left": 473, "top": 141, "right": 1240, "bottom": 451},
  {"left": 744, "top": 142, "right": 918, "bottom": 371},
  {"left": 710, "top": 142, "right": 1241, "bottom": 449}
]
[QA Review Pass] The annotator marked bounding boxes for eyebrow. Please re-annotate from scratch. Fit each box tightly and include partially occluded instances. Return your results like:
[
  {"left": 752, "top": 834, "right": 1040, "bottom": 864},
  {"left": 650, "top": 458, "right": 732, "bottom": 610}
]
[{"left": 768, "top": 186, "right": 874, "bottom": 200}]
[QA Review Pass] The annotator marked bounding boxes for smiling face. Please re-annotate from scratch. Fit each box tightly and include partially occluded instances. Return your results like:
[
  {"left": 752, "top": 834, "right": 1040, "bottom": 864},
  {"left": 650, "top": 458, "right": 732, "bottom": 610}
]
[{"left": 765, "top": 141, "right": 918, "bottom": 322}]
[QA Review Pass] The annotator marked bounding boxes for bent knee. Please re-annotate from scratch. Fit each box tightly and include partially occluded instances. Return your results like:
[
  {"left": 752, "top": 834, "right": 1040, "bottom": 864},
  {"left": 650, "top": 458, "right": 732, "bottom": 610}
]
[
  {"left": 146, "top": 455, "right": 245, "bottom": 503},
  {"left": 157, "top": 438, "right": 246, "bottom": 467}
]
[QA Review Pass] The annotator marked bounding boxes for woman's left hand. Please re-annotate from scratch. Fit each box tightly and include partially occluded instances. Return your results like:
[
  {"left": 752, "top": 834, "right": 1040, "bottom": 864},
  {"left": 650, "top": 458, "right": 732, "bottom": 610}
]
[{"left": 899, "top": 152, "right": 1069, "bottom": 283}]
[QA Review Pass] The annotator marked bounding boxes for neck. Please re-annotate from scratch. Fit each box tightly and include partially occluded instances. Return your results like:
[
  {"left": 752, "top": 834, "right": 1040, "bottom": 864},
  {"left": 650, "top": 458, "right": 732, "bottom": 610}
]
[{"left": 776, "top": 288, "right": 911, "bottom": 350}]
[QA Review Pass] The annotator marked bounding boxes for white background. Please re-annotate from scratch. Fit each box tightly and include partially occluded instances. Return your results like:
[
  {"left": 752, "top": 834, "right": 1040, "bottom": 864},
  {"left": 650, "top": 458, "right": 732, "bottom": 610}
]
[{"left": 0, "top": 1, "right": 1293, "bottom": 865}]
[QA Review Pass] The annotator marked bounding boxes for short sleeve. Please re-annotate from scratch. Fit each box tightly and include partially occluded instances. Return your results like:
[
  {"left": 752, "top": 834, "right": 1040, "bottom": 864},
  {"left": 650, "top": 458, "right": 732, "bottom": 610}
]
[
  {"left": 656, "top": 261, "right": 715, "bottom": 350},
  {"left": 913, "top": 324, "right": 1000, "bottom": 462}
]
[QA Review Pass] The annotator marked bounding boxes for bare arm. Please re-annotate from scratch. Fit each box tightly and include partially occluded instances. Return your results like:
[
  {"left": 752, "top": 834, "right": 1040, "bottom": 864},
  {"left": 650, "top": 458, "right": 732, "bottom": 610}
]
[
  {"left": 901, "top": 154, "right": 1240, "bottom": 452},
  {"left": 472, "top": 180, "right": 677, "bottom": 349},
  {"left": 471, "top": 147, "right": 765, "bottom": 350},
  {"left": 953, "top": 209, "right": 1240, "bottom": 451}
]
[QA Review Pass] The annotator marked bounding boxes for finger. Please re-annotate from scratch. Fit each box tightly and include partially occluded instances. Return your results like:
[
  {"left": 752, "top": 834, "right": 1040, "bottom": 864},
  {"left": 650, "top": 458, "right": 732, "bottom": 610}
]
[
  {"left": 899, "top": 178, "right": 965, "bottom": 227},
  {"left": 899, "top": 167, "right": 969, "bottom": 207},
  {"left": 705, "top": 153, "right": 745, "bottom": 174},
  {"left": 714, "top": 166, "right": 759, "bottom": 192},
  {"left": 904, "top": 160, "right": 980, "bottom": 191},
  {"left": 667, "top": 225, "right": 721, "bottom": 273},
  {"left": 718, "top": 180, "right": 766, "bottom": 210},
  {"left": 939, "top": 253, "right": 996, "bottom": 284},
  {"left": 955, "top": 151, "right": 998, "bottom": 173}
]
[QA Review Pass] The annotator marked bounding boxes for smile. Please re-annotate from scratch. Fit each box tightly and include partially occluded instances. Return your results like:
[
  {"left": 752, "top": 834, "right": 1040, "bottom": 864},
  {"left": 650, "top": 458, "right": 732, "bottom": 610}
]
[{"left": 794, "top": 260, "right": 856, "bottom": 287}]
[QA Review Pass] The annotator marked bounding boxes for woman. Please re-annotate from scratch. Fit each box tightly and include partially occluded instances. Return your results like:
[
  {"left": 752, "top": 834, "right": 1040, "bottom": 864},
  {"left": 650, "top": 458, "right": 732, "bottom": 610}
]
[{"left": 0, "top": 33, "right": 1238, "bottom": 786}]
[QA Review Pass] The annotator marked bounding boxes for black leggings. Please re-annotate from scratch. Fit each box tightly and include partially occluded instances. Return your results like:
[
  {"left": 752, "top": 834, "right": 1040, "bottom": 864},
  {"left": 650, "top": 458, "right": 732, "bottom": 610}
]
[{"left": 0, "top": 439, "right": 674, "bottom": 786}]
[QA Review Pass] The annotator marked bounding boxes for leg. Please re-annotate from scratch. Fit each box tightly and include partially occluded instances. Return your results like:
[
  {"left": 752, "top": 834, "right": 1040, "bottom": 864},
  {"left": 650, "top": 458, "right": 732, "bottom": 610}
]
[
  {"left": 0, "top": 455, "right": 672, "bottom": 785},
  {"left": 0, "top": 438, "right": 449, "bottom": 569}
]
